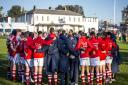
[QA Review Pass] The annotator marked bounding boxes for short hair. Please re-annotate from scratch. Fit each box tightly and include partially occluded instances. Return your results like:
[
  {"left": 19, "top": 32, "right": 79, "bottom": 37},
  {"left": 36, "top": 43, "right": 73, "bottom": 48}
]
[
  {"left": 78, "top": 31, "right": 84, "bottom": 36},
  {"left": 62, "top": 30, "right": 66, "bottom": 35},
  {"left": 38, "top": 31, "right": 42, "bottom": 35},
  {"left": 69, "top": 29, "right": 73, "bottom": 33},
  {"left": 107, "top": 32, "right": 111, "bottom": 36},
  {"left": 90, "top": 31, "right": 95, "bottom": 36},
  {"left": 50, "top": 27, "right": 54, "bottom": 33},
  {"left": 11, "top": 29, "right": 17, "bottom": 36},
  {"left": 16, "top": 29, "right": 21, "bottom": 32}
]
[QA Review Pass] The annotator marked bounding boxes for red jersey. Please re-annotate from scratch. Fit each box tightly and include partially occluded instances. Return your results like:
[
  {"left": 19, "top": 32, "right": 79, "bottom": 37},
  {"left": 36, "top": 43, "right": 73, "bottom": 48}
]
[
  {"left": 10, "top": 36, "right": 19, "bottom": 57},
  {"left": 99, "top": 38, "right": 107, "bottom": 60},
  {"left": 23, "top": 37, "right": 33, "bottom": 59},
  {"left": 89, "top": 37, "right": 99, "bottom": 58},
  {"left": 105, "top": 37, "right": 117, "bottom": 57},
  {"left": 33, "top": 36, "right": 53, "bottom": 58},
  {"left": 19, "top": 40, "right": 25, "bottom": 58},
  {"left": 75, "top": 36, "right": 92, "bottom": 58}
]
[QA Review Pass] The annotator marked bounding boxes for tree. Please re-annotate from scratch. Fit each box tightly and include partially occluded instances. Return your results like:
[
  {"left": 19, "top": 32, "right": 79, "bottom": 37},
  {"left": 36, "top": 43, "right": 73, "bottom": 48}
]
[
  {"left": 7, "top": 5, "right": 22, "bottom": 17},
  {"left": 55, "top": 5, "right": 65, "bottom": 10},
  {"left": 48, "top": 6, "right": 52, "bottom": 10},
  {"left": 33, "top": 5, "right": 36, "bottom": 10},
  {"left": 21, "top": 7, "right": 27, "bottom": 13},
  {"left": 55, "top": 5, "right": 85, "bottom": 17},
  {"left": 0, "top": 6, "right": 3, "bottom": 17}
]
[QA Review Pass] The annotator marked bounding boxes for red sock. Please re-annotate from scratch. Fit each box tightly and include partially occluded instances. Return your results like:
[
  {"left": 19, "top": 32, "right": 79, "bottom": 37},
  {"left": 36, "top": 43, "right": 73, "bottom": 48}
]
[
  {"left": 38, "top": 74, "right": 42, "bottom": 84},
  {"left": 48, "top": 75, "right": 52, "bottom": 85},
  {"left": 106, "top": 69, "right": 109, "bottom": 78},
  {"left": 90, "top": 73, "right": 94, "bottom": 84},
  {"left": 99, "top": 73, "right": 102, "bottom": 83},
  {"left": 12, "top": 70, "right": 16, "bottom": 81},
  {"left": 96, "top": 73, "right": 100, "bottom": 84},
  {"left": 34, "top": 73, "right": 38, "bottom": 84},
  {"left": 87, "top": 73, "right": 90, "bottom": 83},
  {"left": 103, "top": 72, "right": 106, "bottom": 81},
  {"left": 25, "top": 72, "right": 30, "bottom": 84},
  {"left": 81, "top": 75, "right": 85, "bottom": 83},
  {"left": 54, "top": 73, "right": 58, "bottom": 85},
  {"left": 109, "top": 71, "right": 112, "bottom": 79}
]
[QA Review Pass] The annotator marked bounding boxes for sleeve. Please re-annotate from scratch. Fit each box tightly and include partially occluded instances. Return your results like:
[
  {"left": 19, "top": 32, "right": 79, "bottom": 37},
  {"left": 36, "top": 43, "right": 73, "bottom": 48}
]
[
  {"left": 36, "top": 45, "right": 49, "bottom": 52},
  {"left": 42, "top": 39, "right": 54, "bottom": 45},
  {"left": 67, "top": 38, "right": 79, "bottom": 57},
  {"left": 75, "top": 38, "right": 81, "bottom": 50}
]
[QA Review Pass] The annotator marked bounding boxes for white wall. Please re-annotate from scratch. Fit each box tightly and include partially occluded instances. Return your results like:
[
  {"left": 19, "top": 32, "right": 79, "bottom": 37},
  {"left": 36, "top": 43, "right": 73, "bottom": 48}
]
[
  {"left": 15, "top": 13, "right": 99, "bottom": 33},
  {"left": 83, "top": 17, "right": 98, "bottom": 33}
]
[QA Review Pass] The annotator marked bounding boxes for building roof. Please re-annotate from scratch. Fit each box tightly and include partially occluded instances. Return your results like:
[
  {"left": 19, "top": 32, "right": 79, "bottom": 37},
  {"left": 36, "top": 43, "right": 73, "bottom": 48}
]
[{"left": 26, "top": 9, "right": 82, "bottom": 16}]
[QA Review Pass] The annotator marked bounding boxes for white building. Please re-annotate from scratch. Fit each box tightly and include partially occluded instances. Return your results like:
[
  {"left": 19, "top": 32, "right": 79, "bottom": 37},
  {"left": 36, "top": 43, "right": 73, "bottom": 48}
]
[
  {"left": 0, "top": 9, "right": 98, "bottom": 33},
  {"left": 0, "top": 17, "right": 27, "bottom": 34},
  {"left": 16, "top": 9, "right": 98, "bottom": 33}
]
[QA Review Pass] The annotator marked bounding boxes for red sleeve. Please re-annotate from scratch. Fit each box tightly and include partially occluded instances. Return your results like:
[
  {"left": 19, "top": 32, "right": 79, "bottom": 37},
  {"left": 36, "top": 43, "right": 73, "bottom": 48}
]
[
  {"left": 75, "top": 38, "right": 81, "bottom": 50},
  {"left": 42, "top": 39, "right": 54, "bottom": 45},
  {"left": 30, "top": 38, "right": 36, "bottom": 49},
  {"left": 27, "top": 38, "right": 33, "bottom": 47}
]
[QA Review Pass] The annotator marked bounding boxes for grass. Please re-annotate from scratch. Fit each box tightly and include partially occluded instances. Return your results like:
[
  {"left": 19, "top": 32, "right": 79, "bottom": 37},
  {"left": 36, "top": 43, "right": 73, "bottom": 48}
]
[{"left": 0, "top": 39, "right": 128, "bottom": 85}]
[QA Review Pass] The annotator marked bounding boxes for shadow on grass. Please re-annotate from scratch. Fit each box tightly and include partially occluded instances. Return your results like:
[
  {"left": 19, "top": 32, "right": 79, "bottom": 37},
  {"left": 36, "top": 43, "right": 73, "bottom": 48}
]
[
  {"left": 112, "top": 73, "right": 128, "bottom": 85},
  {"left": 120, "top": 51, "right": 128, "bottom": 65}
]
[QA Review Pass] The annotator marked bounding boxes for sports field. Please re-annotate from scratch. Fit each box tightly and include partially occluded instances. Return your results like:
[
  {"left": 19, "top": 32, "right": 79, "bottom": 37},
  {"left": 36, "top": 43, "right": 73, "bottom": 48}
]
[{"left": 0, "top": 39, "right": 128, "bottom": 85}]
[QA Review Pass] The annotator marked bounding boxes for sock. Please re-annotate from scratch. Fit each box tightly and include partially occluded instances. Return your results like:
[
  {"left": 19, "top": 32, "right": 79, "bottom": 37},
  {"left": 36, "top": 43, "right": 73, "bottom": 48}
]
[
  {"left": 54, "top": 73, "right": 58, "bottom": 85},
  {"left": 109, "top": 71, "right": 112, "bottom": 79},
  {"left": 34, "top": 73, "right": 38, "bottom": 84},
  {"left": 48, "top": 75, "right": 52, "bottom": 85},
  {"left": 81, "top": 74, "right": 85, "bottom": 83},
  {"left": 99, "top": 73, "right": 102, "bottom": 83},
  {"left": 96, "top": 73, "right": 100, "bottom": 84},
  {"left": 103, "top": 72, "right": 106, "bottom": 81},
  {"left": 25, "top": 72, "right": 30, "bottom": 84},
  {"left": 106, "top": 70, "right": 109, "bottom": 78},
  {"left": 38, "top": 74, "right": 42, "bottom": 84},
  {"left": 90, "top": 73, "right": 94, "bottom": 84},
  {"left": 12, "top": 70, "right": 16, "bottom": 81},
  {"left": 87, "top": 73, "right": 90, "bottom": 83}
]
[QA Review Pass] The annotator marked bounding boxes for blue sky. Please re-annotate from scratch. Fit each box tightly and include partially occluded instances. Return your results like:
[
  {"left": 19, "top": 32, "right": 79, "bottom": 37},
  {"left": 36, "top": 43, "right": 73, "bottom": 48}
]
[{"left": 0, "top": 0, "right": 128, "bottom": 25}]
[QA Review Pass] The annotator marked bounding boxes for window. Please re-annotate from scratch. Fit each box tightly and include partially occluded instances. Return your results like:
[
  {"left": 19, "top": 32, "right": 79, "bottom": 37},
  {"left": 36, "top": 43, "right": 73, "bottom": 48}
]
[
  {"left": 63, "top": 17, "right": 65, "bottom": 20},
  {"left": 47, "top": 16, "right": 49, "bottom": 21},
  {"left": 74, "top": 17, "right": 76, "bottom": 22},
  {"left": 78, "top": 17, "right": 80, "bottom": 22},
  {"left": 93, "top": 18, "right": 95, "bottom": 22},
  {"left": 90, "top": 18, "right": 91, "bottom": 22},
  {"left": 37, "top": 16, "right": 38, "bottom": 21},
  {"left": 42, "top": 16, "right": 43, "bottom": 21},
  {"left": 69, "top": 17, "right": 71, "bottom": 21},
  {"left": 88, "top": 18, "right": 90, "bottom": 22}
]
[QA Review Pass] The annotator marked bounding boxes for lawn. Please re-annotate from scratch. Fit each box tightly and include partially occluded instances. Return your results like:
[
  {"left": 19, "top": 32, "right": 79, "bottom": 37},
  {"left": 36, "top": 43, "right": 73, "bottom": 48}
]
[{"left": 0, "top": 39, "right": 128, "bottom": 85}]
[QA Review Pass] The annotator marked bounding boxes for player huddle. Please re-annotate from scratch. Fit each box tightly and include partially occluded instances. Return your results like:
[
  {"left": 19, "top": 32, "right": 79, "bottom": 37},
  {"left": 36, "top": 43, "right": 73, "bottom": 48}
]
[{"left": 6, "top": 28, "right": 118, "bottom": 85}]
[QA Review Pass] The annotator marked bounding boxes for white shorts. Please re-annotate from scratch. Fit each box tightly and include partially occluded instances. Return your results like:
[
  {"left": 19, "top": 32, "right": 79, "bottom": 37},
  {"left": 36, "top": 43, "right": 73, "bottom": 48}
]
[
  {"left": 12, "top": 53, "right": 20, "bottom": 64},
  {"left": 100, "top": 60, "right": 105, "bottom": 65},
  {"left": 34, "top": 58, "right": 44, "bottom": 67},
  {"left": 24, "top": 59, "right": 32, "bottom": 67},
  {"left": 90, "top": 57, "right": 100, "bottom": 66},
  {"left": 106, "top": 56, "right": 113, "bottom": 64},
  {"left": 80, "top": 57, "right": 90, "bottom": 66}
]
